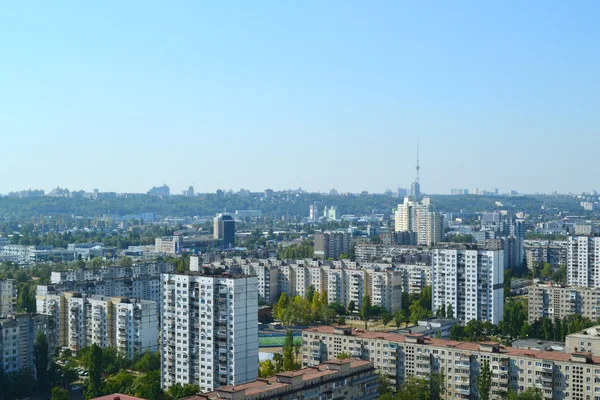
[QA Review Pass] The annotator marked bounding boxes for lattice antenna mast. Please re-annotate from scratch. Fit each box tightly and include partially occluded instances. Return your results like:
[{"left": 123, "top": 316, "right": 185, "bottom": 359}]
[{"left": 416, "top": 141, "right": 420, "bottom": 184}]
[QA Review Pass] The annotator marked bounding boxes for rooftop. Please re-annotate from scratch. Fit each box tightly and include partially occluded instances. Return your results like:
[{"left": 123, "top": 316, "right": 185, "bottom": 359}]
[
  {"left": 304, "top": 326, "right": 598, "bottom": 363},
  {"left": 91, "top": 394, "right": 146, "bottom": 400}
]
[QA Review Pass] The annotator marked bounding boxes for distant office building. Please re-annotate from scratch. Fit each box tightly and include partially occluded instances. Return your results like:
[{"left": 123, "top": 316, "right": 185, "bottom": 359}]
[
  {"left": 450, "top": 189, "right": 469, "bottom": 195},
  {"left": 192, "top": 359, "right": 378, "bottom": 400},
  {"left": 323, "top": 206, "right": 338, "bottom": 220},
  {"left": 160, "top": 271, "right": 259, "bottom": 391},
  {"left": 183, "top": 186, "right": 195, "bottom": 197},
  {"left": 264, "top": 188, "right": 274, "bottom": 198},
  {"left": 0, "top": 279, "right": 16, "bottom": 317},
  {"left": 567, "top": 236, "right": 600, "bottom": 287},
  {"left": 397, "top": 187, "right": 408, "bottom": 198},
  {"left": 410, "top": 181, "right": 421, "bottom": 199},
  {"left": 314, "top": 232, "right": 350, "bottom": 259},
  {"left": 234, "top": 210, "right": 262, "bottom": 219},
  {"left": 432, "top": 247, "right": 504, "bottom": 324},
  {"left": 147, "top": 184, "right": 170, "bottom": 197},
  {"left": 309, "top": 203, "right": 319, "bottom": 221},
  {"left": 0, "top": 314, "right": 56, "bottom": 374},
  {"left": 394, "top": 197, "right": 443, "bottom": 246},
  {"left": 214, "top": 214, "right": 235, "bottom": 249},
  {"left": 155, "top": 236, "right": 182, "bottom": 254}
]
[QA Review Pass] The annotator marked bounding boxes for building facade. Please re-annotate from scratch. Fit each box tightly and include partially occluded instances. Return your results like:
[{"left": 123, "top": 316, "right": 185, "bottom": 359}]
[
  {"left": 313, "top": 232, "right": 351, "bottom": 259},
  {"left": 303, "top": 325, "right": 600, "bottom": 400},
  {"left": 528, "top": 284, "right": 600, "bottom": 323},
  {"left": 192, "top": 359, "right": 378, "bottom": 400},
  {"left": 160, "top": 272, "right": 259, "bottom": 392},
  {"left": 524, "top": 240, "right": 568, "bottom": 269},
  {"left": 36, "top": 293, "right": 158, "bottom": 357},
  {"left": 567, "top": 236, "right": 600, "bottom": 287},
  {"left": 432, "top": 247, "right": 504, "bottom": 324},
  {"left": 0, "top": 279, "right": 16, "bottom": 317},
  {"left": 0, "top": 314, "right": 56, "bottom": 374},
  {"left": 214, "top": 214, "right": 236, "bottom": 249},
  {"left": 394, "top": 197, "right": 443, "bottom": 246}
]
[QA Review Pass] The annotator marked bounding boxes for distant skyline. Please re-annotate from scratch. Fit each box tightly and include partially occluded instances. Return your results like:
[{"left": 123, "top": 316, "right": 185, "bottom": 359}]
[{"left": 1, "top": 2, "right": 599, "bottom": 194}]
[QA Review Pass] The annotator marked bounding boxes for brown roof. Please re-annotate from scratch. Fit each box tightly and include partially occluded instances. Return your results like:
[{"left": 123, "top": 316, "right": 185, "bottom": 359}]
[
  {"left": 303, "top": 326, "right": 600, "bottom": 364},
  {"left": 91, "top": 394, "right": 146, "bottom": 400},
  {"left": 187, "top": 359, "right": 372, "bottom": 399}
]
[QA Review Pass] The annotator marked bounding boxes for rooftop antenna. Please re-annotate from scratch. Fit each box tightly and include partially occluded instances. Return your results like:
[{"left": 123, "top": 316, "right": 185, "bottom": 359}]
[{"left": 416, "top": 140, "right": 420, "bottom": 184}]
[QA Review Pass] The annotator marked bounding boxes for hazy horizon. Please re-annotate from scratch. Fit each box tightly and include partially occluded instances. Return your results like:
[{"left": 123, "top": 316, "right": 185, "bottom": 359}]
[{"left": 2, "top": 2, "right": 599, "bottom": 195}]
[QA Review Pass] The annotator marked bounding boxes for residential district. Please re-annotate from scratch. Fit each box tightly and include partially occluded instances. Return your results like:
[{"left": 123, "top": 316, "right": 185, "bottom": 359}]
[{"left": 3, "top": 179, "right": 600, "bottom": 400}]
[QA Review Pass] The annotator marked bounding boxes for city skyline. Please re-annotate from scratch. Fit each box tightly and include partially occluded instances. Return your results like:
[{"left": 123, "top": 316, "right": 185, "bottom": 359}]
[{"left": 2, "top": 2, "right": 599, "bottom": 194}]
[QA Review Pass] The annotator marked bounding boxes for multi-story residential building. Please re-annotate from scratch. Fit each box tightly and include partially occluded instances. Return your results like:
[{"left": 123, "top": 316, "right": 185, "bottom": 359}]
[
  {"left": 524, "top": 240, "right": 568, "bottom": 269},
  {"left": 160, "top": 271, "right": 259, "bottom": 392},
  {"left": 432, "top": 246, "right": 504, "bottom": 324},
  {"left": 314, "top": 232, "right": 350, "bottom": 259},
  {"left": 394, "top": 264, "right": 432, "bottom": 295},
  {"left": 366, "top": 269, "right": 403, "bottom": 312},
  {"left": 565, "top": 325, "right": 600, "bottom": 354},
  {"left": 303, "top": 325, "right": 600, "bottom": 400},
  {"left": 36, "top": 293, "right": 158, "bottom": 357},
  {"left": 567, "top": 236, "right": 600, "bottom": 287},
  {"left": 0, "top": 314, "right": 56, "bottom": 373},
  {"left": 239, "top": 261, "right": 279, "bottom": 304},
  {"left": 192, "top": 359, "right": 378, "bottom": 400},
  {"left": 394, "top": 197, "right": 443, "bottom": 246},
  {"left": 0, "top": 279, "right": 16, "bottom": 316},
  {"left": 355, "top": 244, "right": 432, "bottom": 264},
  {"left": 155, "top": 236, "right": 182, "bottom": 254},
  {"left": 528, "top": 284, "right": 600, "bottom": 323}
]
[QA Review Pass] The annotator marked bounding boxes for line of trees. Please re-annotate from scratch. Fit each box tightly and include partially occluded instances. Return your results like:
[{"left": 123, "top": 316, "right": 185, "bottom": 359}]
[{"left": 379, "top": 372, "right": 445, "bottom": 400}]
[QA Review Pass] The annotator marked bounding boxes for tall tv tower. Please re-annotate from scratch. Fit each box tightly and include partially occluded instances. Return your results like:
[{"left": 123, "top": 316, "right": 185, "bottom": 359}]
[{"left": 411, "top": 141, "right": 421, "bottom": 199}]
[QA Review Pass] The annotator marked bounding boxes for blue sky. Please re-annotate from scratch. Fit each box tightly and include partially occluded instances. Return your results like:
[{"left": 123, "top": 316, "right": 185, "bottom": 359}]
[{"left": 1, "top": 1, "right": 598, "bottom": 195}]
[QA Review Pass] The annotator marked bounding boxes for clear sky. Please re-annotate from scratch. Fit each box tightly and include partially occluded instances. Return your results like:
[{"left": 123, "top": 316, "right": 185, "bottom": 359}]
[{"left": 1, "top": 1, "right": 599, "bottom": 195}]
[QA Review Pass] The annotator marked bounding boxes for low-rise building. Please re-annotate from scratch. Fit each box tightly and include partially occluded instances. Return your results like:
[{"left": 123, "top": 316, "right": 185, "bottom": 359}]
[
  {"left": 155, "top": 236, "right": 182, "bottom": 254},
  {"left": 190, "top": 359, "right": 378, "bottom": 400},
  {"left": 565, "top": 326, "right": 600, "bottom": 355},
  {"left": 303, "top": 325, "right": 600, "bottom": 400},
  {"left": 397, "top": 317, "right": 458, "bottom": 339}
]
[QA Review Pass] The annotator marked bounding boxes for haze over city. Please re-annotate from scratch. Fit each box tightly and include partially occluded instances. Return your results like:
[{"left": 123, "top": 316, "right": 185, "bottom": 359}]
[{"left": 1, "top": 2, "right": 599, "bottom": 194}]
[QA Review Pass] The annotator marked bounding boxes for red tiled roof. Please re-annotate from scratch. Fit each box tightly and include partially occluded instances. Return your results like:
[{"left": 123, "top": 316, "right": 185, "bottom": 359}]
[{"left": 91, "top": 394, "right": 146, "bottom": 400}]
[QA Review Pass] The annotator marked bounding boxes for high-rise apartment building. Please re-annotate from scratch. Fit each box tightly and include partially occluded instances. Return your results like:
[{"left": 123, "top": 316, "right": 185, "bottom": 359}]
[
  {"left": 160, "top": 271, "right": 259, "bottom": 392},
  {"left": 36, "top": 293, "right": 158, "bottom": 357},
  {"left": 0, "top": 314, "right": 56, "bottom": 374},
  {"left": 567, "top": 236, "right": 600, "bottom": 287},
  {"left": 313, "top": 232, "right": 350, "bottom": 259},
  {"left": 524, "top": 240, "right": 568, "bottom": 269},
  {"left": 394, "top": 197, "right": 443, "bottom": 246},
  {"left": 213, "top": 214, "right": 236, "bottom": 249},
  {"left": 309, "top": 203, "right": 319, "bottom": 221},
  {"left": 432, "top": 247, "right": 504, "bottom": 324},
  {"left": 0, "top": 279, "right": 16, "bottom": 317},
  {"left": 239, "top": 262, "right": 279, "bottom": 304}
]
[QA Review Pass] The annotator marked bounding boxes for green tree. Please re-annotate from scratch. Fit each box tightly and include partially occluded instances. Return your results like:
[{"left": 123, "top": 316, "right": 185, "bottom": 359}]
[
  {"left": 103, "top": 370, "right": 135, "bottom": 396},
  {"left": 477, "top": 360, "right": 492, "bottom": 400},
  {"left": 516, "top": 387, "right": 543, "bottom": 400},
  {"left": 305, "top": 285, "right": 315, "bottom": 302},
  {"left": 450, "top": 324, "right": 465, "bottom": 340},
  {"left": 429, "top": 372, "right": 446, "bottom": 400},
  {"left": 282, "top": 330, "right": 299, "bottom": 371},
  {"left": 393, "top": 310, "right": 403, "bottom": 329},
  {"left": 348, "top": 300, "right": 356, "bottom": 313},
  {"left": 382, "top": 311, "right": 392, "bottom": 327},
  {"left": 120, "top": 256, "right": 133, "bottom": 267},
  {"left": 34, "top": 331, "right": 49, "bottom": 391},
  {"left": 378, "top": 372, "right": 393, "bottom": 396},
  {"left": 337, "top": 316, "right": 346, "bottom": 325},
  {"left": 130, "top": 370, "right": 164, "bottom": 400},
  {"left": 336, "top": 352, "right": 351, "bottom": 360},
  {"left": 166, "top": 383, "right": 200, "bottom": 400},
  {"left": 132, "top": 351, "right": 161, "bottom": 373},
  {"left": 259, "top": 360, "right": 276, "bottom": 378},
  {"left": 83, "top": 343, "right": 103, "bottom": 399},
  {"left": 274, "top": 292, "right": 289, "bottom": 322},
  {"left": 361, "top": 295, "right": 372, "bottom": 329},
  {"left": 51, "top": 386, "right": 70, "bottom": 400},
  {"left": 409, "top": 300, "right": 428, "bottom": 324},
  {"left": 446, "top": 304, "right": 454, "bottom": 319},
  {"left": 397, "top": 376, "right": 430, "bottom": 400}
]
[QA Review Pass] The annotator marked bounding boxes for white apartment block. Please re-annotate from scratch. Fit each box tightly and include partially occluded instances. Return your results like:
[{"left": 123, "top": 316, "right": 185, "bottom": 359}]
[
  {"left": 0, "top": 279, "right": 16, "bottom": 316},
  {"left": 303, "top": 325, "right": 600, "bottom": 400},
  {"left": 239, "top": 262, "right": 279, "bottom": 304},
  {"left": 528, "top": 284, "right": 600, "bottom": 323},
  {"left": 567, "top": 236, "right": 600, "bottom": 288},
  {"left": 155, "top": 236, "right": 182, "bottom": 254},
  {"left": 395, "top": 197, "right": 443, "bottom": 246},
  {"left": 432, "top": 248, "right": 504, "bottom": 324},
  {"left": 160, "top": 272, "right": 259, "bottom": 392},
  {"left": 0, "top": 314, "right": 56, "bottom": 374},
  {"left": 36, "top": 292, "right": 158, "bottom": 357},
  {"left": 394, "top": 264, "right": 432, "bottom": 295}
]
